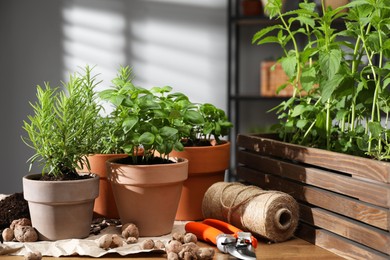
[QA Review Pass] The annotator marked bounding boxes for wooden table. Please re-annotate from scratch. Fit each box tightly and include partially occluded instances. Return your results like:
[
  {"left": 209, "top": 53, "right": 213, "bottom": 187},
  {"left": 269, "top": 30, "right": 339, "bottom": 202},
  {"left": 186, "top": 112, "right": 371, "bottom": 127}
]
[{"left": 1, "top": 237, "right": 344, "bottom": 259}]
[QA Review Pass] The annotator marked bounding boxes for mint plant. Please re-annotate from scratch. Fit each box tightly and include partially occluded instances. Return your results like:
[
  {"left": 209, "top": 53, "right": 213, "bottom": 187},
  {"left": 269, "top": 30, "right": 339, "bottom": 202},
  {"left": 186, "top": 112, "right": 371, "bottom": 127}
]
[
  {"left": 99, "top": 66, "right": 205, "bottom": 164},
  {"left": 186, "top": 103, "right": 233, "bottom": 146},
  {"left": 252, "top": 0, "right": 390, "bottom": 160},
  {"left": 100, "top": 66, "right": 233, "bottom": 162},
  {"left": 22, "top": 66, "right": 103, "bottom": 177}
]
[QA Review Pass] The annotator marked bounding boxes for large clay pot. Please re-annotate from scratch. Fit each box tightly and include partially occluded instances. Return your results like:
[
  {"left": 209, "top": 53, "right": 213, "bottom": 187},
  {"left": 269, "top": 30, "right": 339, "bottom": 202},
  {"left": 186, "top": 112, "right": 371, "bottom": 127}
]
[
  {"left": 23, "top": 173, "right": 99, "bottom": 241},
  {"left": 86, "top": 154, "right": 127, "bottom": 219},
  {"left": 169, "top": 141, "right": 230, "bottom": 220},
  {"left": 106, "top": 157, "right": 188, "bottom": 236}
]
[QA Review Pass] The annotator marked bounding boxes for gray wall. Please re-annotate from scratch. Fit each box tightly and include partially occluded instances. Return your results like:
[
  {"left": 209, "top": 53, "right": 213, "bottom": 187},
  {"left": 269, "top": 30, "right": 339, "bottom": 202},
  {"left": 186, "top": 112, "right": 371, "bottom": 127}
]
[
  {"left": 0, "top": 0, "right": 63, "bottom": 193},
  {"left": 0, "top": 0, "right": 228, "bottom": 193}
]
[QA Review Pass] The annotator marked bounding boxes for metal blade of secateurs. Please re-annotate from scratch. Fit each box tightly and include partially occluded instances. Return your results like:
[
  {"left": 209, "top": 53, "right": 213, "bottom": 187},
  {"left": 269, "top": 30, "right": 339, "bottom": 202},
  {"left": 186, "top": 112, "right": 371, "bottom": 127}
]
[{"left": 227, "top": 244, "right": 256, "bottom": 260}]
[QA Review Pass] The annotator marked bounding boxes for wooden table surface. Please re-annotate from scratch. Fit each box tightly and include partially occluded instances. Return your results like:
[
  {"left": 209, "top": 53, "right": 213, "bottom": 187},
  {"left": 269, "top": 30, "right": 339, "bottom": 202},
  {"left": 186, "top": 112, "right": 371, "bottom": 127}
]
[{"left": 1, "top": 237, "right": 344, "bottom": 259}]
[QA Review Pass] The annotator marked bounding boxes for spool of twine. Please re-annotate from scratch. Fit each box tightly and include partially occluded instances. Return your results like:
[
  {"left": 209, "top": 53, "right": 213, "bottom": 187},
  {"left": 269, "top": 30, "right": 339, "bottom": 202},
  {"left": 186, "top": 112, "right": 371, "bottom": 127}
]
[{"left": 202, "top": 182, "right": 299, "bottom": 242}]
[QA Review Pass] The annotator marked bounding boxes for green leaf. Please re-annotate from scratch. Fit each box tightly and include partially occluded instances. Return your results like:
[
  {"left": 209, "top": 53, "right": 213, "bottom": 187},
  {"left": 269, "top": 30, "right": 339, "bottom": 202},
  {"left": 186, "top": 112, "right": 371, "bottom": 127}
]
[
  {"left": 300, "top": 66, "right": 317, "bottom": 92},
  {"left": 281, "top": 55, "right": 296, "bottom": 78},
  {"left": 321, "top": 74, "right": 344, "bottom": 102},
  {"left": 383, "top": 78, "right": 390, "bottom": 89},
  {"left": 368, "top": 121, "right": 383, "bottom": 138},
  {"left": 139, "top": 132, "right": 155, "bottom": 146},
  {"left": 299, "top": 1, "right": 316, "bottom": 12},
  {"left": 252, "top": 25, "right": 284, "bottom": 44},
  {"left": 174, "top": 141, "right": 184, "bottom": 151},
  {"left": 296, "top": 119, "right": 308, "bottom": 129},
  {"left": 255, "top": 36, "right": 281, "bottom": 45},
  {"left": 159, "top": 126, "right": 178, "bottom": 138},
  {"left": 366, "top": 33, "right": 381, "bottom": 52},
  {"left": 315, "top": 111, "right": 327, "bottom": 133},
  {"left": 319, "top": 49, "right": 342, "bottom": 80},
  {"left": 184, "top": 110, "right": 204, "bottom": 125},
  {"left": 295, "top": 16, "right": 315, "bottom": 28},
  {"left": 291, "top": 104, "right": 306, "bottom": 117},
  {"left": 264, "top": 0, "right": 283, "bottom": 18},
  {"left": 122, "top": 116, "right": 138, "bottom": 133}
]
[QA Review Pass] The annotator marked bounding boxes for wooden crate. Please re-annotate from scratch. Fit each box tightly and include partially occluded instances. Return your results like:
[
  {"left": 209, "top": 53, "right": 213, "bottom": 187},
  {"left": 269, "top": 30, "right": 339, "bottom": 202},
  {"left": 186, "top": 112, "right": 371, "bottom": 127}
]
[{"left": 236, "top": 134, "right": 390, "bottom": 260}]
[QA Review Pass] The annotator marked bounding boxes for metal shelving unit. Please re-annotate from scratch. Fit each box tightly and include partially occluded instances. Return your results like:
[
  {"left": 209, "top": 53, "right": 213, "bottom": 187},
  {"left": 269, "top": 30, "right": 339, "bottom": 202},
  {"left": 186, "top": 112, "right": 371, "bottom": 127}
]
[
  {"left": 226, "top": 0, "right": 348, "bottom": 177},
  {"left": 227, "top": 0, "right": 284, "bottom": 177}
]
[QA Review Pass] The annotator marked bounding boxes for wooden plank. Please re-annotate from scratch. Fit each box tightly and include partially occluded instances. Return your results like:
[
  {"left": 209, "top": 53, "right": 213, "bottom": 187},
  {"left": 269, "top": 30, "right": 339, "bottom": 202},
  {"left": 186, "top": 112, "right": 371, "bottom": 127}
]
[
  {"left": 237, "top": 150, "right": 390, "bottom": 208},
  {"left": 237, "top": 166, "right": 390, "bottom": 231},
  {"left": 299, "top": 204, "right": 390, "bottom": 255},
  {"left": 297, "top": 223, "right": 389, "bottom": 260},
  {"left": 237, "top": 134, "right": 390, "bottom": 183}
]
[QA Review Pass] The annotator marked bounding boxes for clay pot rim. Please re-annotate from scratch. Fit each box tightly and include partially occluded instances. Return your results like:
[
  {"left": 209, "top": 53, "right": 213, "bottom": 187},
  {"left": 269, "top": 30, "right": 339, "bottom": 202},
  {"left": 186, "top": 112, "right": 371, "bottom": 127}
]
[
  {"left": 23, "top": 173, "right": 99, "bottom": 183},
  {"left": 106, "top": 156, "right": 188, "bottom": 168},
  {"left": 182, "top": 140, "right": 230, "bottom": 150}
]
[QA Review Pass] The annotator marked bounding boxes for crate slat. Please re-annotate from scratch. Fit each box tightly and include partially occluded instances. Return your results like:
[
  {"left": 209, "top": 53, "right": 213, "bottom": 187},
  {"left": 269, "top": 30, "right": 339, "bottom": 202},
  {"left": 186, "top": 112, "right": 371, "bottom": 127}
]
[
  {"left": 237, "top": 166, "right": 390, "bottom": 231},
  {"left": 299, "top": 204, "right": 390, "bottom": 254},
  {"left": 237, "top": 134, "right": 390, "bottom": 183},
  {"left": 237, "top": 150, "right": 390, "bottom": 208},
  {"left": 297, "top": 223, "right": 390, "bottom": 260}
]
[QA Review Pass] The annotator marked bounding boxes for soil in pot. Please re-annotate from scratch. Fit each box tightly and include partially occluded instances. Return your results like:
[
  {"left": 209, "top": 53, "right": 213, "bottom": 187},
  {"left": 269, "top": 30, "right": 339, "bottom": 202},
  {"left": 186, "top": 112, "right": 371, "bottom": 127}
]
[{"left": 0, "top": 193, "right": 30, "bottom": 230}]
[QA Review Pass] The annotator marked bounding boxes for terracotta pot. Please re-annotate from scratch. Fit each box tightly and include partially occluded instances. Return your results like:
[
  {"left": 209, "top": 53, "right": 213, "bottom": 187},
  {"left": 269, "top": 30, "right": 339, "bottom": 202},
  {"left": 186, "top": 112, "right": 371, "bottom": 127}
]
[
  {"left": 86, "top": 154, "right": 127, "bottom": 219},
  {"left": 169, "top": 141, "right": 230, "bottom": 220},
  {"left": 106, "top": 157, "right": 188, "bottom": 236},
  {"left": 23, "top": 173, "right": 99, "bottom": 241}
]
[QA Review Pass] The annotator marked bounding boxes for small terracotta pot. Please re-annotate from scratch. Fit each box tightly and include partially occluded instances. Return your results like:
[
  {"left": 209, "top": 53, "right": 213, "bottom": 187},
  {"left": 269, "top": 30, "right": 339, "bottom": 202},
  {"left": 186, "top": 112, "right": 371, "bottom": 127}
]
[
  {"left": 106, "top": 157, "right": 188, "bottom": 236},
  {"left": 23, "top": 173, "right": 99, "bottom": 241},
  {"left": 169, "top": 141, "right": 230, "bottom": 220},
  {"left": 86, "top": 154, "right": 127, "bottom": 219}
]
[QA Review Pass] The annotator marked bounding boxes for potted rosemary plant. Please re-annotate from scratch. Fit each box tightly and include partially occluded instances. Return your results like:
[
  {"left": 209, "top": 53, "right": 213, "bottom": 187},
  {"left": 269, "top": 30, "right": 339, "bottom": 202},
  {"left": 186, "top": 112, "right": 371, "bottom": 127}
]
[
  {"left": 22, "top": 66, "right": 101, "bottom": 240},
  {"left": 99, "top": 66, "right": 191, "bottom": 236},
  {"left": 237, "top": 0, "right": 390, "bottom": 258}
]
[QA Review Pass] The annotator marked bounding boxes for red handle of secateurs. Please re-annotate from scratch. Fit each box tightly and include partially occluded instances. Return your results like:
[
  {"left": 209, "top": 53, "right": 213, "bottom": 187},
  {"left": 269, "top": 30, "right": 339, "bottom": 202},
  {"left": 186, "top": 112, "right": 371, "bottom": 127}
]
[
  {"left": 185, "top": 219, "right": 258, "bottom": 248},
  {"left": 185, "top": 221, "right": 222, "bottom": 245},
  {"left": 202, "top": 219, "right": 242, "bottom": 234}
]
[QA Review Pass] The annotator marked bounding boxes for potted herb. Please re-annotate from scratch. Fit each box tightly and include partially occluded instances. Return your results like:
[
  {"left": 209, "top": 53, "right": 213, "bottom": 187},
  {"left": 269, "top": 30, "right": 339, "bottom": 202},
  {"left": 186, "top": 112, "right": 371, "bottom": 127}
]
[
  {"left": 238, "top": 0, "right": 390, "bottom": 258},
  {"left": 99, "top": 66, "right": 190, "bottom": 236},
  {"left": 81, "top": 116, "right": 128, "bottom": 219},
  {"left": 83, "top": 70, "right": 138, "bottom": 219},
  {"left": 170, "top": 102, "right": 233, "bottom": 220},
  {"left": 22, "top": 66, "right": 101, "bottom": 240}
]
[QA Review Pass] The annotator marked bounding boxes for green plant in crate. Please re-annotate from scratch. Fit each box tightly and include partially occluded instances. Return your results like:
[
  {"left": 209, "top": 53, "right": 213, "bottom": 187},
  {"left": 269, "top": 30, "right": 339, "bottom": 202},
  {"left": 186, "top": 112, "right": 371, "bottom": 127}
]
[
  {"left": 22, "top": 66, "right": 103, "bottom": 178},
  {"left": 252, "top": 0, "right": 390, "bottom": 160}
]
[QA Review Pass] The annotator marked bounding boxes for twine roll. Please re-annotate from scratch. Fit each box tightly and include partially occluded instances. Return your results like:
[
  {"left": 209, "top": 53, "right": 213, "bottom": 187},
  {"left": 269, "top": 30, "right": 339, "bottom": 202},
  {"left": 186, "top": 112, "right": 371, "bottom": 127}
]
[{"left": 202, "top": 182, "right": 299, "bottom": 242}]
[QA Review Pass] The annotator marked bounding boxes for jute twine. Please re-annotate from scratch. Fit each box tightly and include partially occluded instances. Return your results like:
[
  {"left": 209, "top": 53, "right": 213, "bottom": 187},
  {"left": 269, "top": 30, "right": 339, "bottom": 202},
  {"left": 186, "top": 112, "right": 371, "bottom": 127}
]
[{"left": 202, "top": 182, "right": 299, "bottom": 242}]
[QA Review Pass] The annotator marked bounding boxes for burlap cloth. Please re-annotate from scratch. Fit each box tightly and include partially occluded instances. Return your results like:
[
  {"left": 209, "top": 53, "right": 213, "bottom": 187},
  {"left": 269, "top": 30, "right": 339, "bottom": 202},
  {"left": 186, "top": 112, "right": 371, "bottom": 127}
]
[{"left": 0, "top": 194, "right": 185, "bottom": 257}]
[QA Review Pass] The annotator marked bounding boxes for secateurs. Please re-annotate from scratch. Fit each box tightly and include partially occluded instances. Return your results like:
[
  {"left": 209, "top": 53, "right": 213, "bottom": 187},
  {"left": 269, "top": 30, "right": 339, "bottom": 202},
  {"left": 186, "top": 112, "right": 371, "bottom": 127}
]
[{"left": 185, "top": 218, "right": 257, "bottom": 260}]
